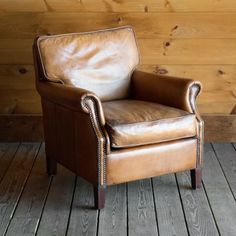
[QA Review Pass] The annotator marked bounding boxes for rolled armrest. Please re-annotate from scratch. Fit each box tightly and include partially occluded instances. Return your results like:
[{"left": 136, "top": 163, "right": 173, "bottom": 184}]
[
  {"left": 36, "top": 81, "right": 105, "bottom": 125},
  {"left": 131, "top": 70, "right": 202, "bottom": 114},
  {"left": 131, "top": 70, "right": 204, "bottom": 166}
]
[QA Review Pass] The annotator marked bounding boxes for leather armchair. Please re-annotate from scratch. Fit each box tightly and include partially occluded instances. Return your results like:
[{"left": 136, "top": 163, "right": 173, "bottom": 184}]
[{"left": 33, "top": 26, "right": 204, "bottom": 209}]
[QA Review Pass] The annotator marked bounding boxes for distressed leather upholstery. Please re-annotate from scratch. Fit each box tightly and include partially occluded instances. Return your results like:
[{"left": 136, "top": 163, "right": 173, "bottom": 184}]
[
  {"left": 103, "top": 100, "right": 197, "bottom": 148},
  {"left": 33, "top": 26, "right": 204, "bottom": 209},
  {"left": 107, "top": 139, "right": 197, "bottom": 185},
  {"left": 37, "top": 27, "right": 139, "bottom": 101}
]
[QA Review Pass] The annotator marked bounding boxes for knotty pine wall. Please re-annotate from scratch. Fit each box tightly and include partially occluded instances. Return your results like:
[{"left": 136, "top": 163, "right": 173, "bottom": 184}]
[{"left": 0, "top": 0, "right": 236, "bottom": 116}]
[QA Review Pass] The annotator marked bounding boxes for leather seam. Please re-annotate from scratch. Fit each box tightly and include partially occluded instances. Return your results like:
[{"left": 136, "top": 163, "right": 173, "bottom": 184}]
[
  {"left": 106, "top": 114, "right": 195, "bottom": 127},
  {"left": 110, "top": 134, "right": 198, "bottom": 149}
]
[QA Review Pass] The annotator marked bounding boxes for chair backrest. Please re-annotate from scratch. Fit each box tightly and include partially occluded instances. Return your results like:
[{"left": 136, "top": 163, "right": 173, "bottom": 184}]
[{"left": 35, "top": 26, "right": 140, "bottom": 101}]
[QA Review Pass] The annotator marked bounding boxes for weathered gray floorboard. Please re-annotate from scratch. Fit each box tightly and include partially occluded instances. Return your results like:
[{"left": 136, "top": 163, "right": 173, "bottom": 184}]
[
  {"left": 128, "top": 179, "right": 158, "bottom": 236},
  {"left": 202, "top": 143, "right": 236, "bottom": 236},
  {"left": 5, "top": 144, "right": 52, "bottom": 236},
  {"left": 0, "top": 143, "right": 19, "bottom": 183},
  {"left": 66, "top": 177, "right": 98, "bottom": 236},
  {"left": 0, "top": 143, "right": 40, "bottom": 236},
  {"left": 98, "top": 184, "right": 127, "bottom": 236},
  {"left": 0, "top": 143, "right": 236, "bottom": 236},
  {"left": 212, "top": 143, "right": 236, "bottom": 199},
  {"left": 152, "top": 174, "right": 188, "bottom": 236},
  {"left": 176, "top": 171, "right": 219, "bottom": 236},
  {"left": 36, "top": 165, "right": 76, "bottom": 236}
]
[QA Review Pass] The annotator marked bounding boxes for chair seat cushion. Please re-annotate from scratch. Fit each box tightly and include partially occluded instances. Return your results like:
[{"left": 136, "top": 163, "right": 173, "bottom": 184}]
[{"left": 102, "top": 100, "right": 197, "bottom": 148}]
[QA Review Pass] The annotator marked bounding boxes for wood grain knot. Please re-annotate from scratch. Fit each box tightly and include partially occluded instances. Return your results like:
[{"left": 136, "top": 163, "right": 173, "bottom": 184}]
[
  {"left": 19, "top": 68, "right": 28, "bottom": 74},
  {"left": 165, "top": 41, "right": 170, "bottom": 47},
  {"left": 117, "top": 16, "right": 123, "bottom": 23},
  {"left": 172, "top": 25, "right": 178, "bottom": 32},
  {"left": 218, "top": 70, "right": 226, "bottom": 75},
  {"left": 156, "top": 68, "right": 168, "bottom": 75}
]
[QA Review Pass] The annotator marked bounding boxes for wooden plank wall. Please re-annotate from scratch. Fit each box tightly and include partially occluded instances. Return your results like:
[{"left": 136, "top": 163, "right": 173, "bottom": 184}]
[{"left": 0, "top": 0, "right": 235, "bottom": 140}]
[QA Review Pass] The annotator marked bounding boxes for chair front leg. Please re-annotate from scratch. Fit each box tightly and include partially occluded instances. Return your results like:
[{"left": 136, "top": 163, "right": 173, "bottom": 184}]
[
  {"left": 46, "top": 156, "right": 57, "bottom": 175},
  {"left": 191, "top": 168, "right": 202, "bottom": 189},
  {"left": 94, "top": 186, "right": 106, "bottom": 209}
]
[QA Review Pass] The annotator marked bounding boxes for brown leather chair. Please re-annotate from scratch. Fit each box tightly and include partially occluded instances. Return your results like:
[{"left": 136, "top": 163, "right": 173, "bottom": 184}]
[{"left": 33, "top": 26, "right": 204, "bottom": 209}]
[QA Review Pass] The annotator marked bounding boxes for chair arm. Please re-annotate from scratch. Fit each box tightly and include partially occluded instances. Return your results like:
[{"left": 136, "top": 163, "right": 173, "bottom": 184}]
[
  {"left": 131, "top": 70, "right": 202, "bottom": 115},
  {"left": 37, "top": 81, "right": 111, "bottom": 186},
  {"left": 37, "top": 80, "right": 110, "bottom": 184},
  {"left": 36, "top": 80, "right": 105, "bottom": 125}
]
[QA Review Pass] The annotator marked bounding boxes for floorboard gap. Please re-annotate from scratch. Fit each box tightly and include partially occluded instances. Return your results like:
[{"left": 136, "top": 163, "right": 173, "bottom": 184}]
[
  {"left": 34, "top": 175, "right": 53, "bottom": 235},
  {"left": 201, "top": 180, "right": 221, "bottom": 235},
  {"left": 65, "top": 176, "right": 78, "bottom": 236},
  {"left": 211, "top": 143, "right": 236, "bottom": 201},
  {"left": 3, "top": 142, "right": 42, "bottom": 236},
  {"left": 0, "top": 143, "right": 21, "bottom": 185},
  {"left": 96, "top": 209, "right": 101, "bottom": 236},
  {"left": 151, "top": 178, "right": 160, "bottom": 236},
  {"left": 126, "top": 183, "right": 129, "bottom": 236},
  {"left": 174, "top": 174, "right": 190, "bottom": 236}
]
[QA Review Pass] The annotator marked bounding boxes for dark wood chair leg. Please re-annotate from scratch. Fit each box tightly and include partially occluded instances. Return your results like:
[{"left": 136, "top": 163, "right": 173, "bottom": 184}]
[
  {"left": 46, "top": 156, "right": 57, "bottom": 175},
  {"left": 94, "top": 186, "right": 105, "bottom": 209},
  {"left": 191, "top": 168, "right": 202, "bottom": 189}
]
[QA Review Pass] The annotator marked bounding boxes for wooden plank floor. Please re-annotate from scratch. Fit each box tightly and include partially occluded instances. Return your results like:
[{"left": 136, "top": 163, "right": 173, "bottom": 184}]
[{"left": 0, "top": 143, "right": 236, "bottom": 236}]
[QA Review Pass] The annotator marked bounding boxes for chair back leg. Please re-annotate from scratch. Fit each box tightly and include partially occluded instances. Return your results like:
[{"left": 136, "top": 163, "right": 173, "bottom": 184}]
[
  {"left": 46, "top": 156, "right": 57, "bottom": 175},
  {"left": 191, "top": 168, "right": 202, "bottom": 189}
]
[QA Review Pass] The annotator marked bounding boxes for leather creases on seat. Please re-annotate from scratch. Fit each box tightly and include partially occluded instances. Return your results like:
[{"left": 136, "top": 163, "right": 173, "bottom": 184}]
[{"left": 103, "top": 99, "right": 197, "bottom": 148}]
